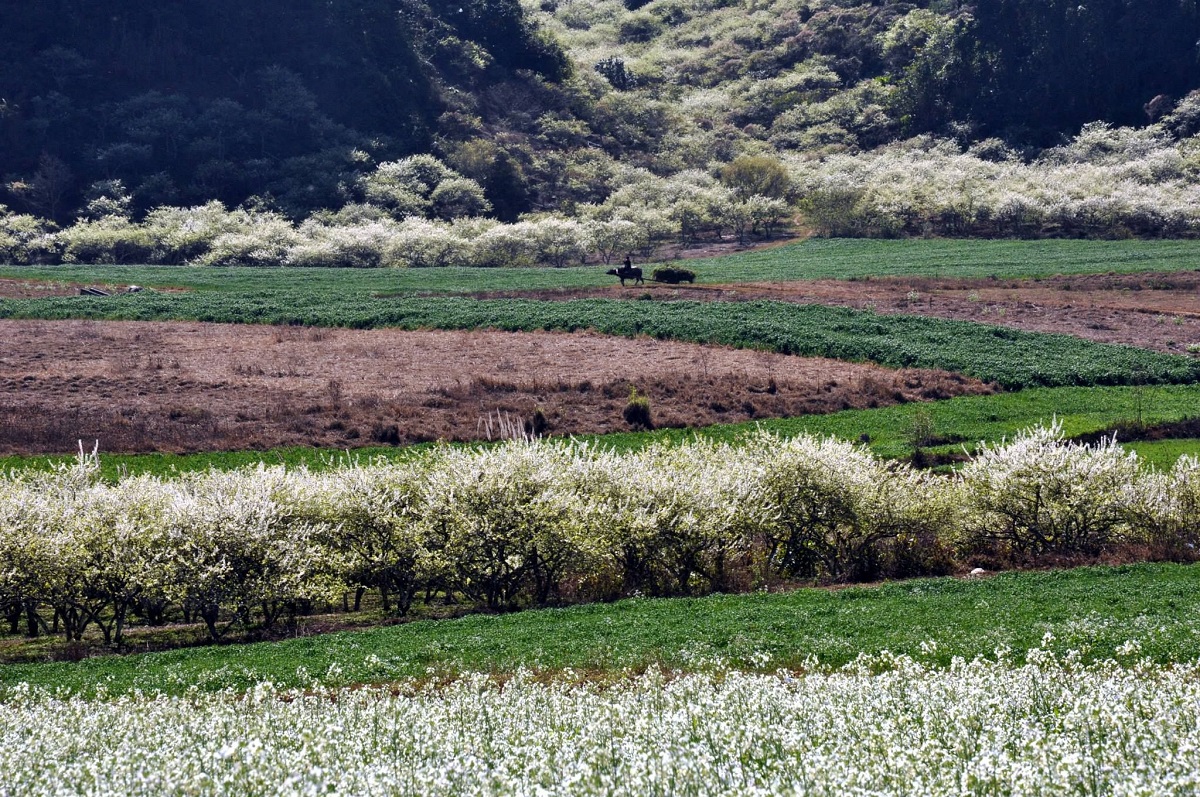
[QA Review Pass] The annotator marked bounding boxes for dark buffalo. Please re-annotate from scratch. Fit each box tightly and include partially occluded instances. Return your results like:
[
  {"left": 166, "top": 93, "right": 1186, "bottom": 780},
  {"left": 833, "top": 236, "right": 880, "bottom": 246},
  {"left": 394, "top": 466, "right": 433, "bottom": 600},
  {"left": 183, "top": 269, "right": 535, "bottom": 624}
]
[{"left": 606, "top": 266, "right": 644, "bottom": 286}]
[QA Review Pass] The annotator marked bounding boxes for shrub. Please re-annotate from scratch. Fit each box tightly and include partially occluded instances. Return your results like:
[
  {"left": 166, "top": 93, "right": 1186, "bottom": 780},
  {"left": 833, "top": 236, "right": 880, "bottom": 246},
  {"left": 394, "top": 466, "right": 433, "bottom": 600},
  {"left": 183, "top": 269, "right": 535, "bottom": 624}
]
[
  {"left": 958, "top": 423, "right": 1140, "bottom": 560},
  {"left": 651, "top": 266, "right": 696, "bottom": 284},
  {"left": 618, "top": 11, "right": 663, "bottom": 43},
  {"left": 623, "top": 387, "right": 653, "bottom": 429},
  {"left": 0, "top": 206, "right": 57, "bottom": 264},
  {"left": 1122, "top": 456, "right": 1200, "bottom": 560},
  {"left": 57, "top": 216, "right": 156, "bottom": 264},
  {"left": 749, "top": 433, "right": 952, "bottom": 582}
]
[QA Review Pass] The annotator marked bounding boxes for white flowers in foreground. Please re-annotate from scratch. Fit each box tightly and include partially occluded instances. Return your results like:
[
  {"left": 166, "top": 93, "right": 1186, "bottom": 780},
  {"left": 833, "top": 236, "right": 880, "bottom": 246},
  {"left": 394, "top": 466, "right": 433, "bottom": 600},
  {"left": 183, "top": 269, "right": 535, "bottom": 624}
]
[{"left": 3, "top": 654, "right": 1199, "bottom": 796}]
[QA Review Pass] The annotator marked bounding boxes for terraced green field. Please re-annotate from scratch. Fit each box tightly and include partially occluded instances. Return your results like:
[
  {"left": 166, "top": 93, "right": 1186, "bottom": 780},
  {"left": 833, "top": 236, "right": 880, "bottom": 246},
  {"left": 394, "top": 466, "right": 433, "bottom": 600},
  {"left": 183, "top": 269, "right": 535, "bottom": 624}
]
[
  {"left": 2, "top": 237, "right": 1197, "bottom": 471},
  {"left": 3, "top": 238, "right": 1199, "bottom": 292}
]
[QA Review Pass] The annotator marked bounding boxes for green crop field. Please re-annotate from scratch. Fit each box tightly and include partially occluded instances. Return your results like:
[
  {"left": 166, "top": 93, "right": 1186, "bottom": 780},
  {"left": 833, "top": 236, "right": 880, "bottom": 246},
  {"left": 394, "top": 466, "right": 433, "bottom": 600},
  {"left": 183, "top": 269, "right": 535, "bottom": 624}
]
[
  {"left": 1, "top": 563, "right": 1196, "bottom": 697},
  {"left": 1126, "top": 438, "right": 1200, "bottom": 470},
  {"left": 3, "top": 238, "right": 1200, "bottom": 294}
]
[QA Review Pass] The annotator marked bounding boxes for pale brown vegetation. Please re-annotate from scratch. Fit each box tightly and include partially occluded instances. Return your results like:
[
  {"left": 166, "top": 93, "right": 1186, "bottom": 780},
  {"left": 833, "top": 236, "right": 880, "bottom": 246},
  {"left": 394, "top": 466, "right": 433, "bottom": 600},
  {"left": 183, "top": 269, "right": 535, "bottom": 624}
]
[{"left": 0, "top": 320, "right": 989, "bottom": 454}]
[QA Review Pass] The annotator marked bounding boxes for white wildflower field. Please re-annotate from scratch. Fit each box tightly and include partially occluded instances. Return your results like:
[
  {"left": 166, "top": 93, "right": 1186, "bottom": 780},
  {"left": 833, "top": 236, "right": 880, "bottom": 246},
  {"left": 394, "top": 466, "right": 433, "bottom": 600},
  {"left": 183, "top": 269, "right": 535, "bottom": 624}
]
[{"left": 3, "top": 652, "right": 1199, "bottom": 796}]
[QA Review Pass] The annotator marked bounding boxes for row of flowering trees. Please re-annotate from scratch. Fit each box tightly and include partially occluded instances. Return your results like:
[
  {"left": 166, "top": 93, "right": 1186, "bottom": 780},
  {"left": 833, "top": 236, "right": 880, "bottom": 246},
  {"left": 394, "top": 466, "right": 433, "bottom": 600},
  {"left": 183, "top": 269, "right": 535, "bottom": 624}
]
[
  {"left": 8, "top": 119, "right": 1200, "bottom": 268},
  {"left": 0, "top": 163, "right": 791, "bottom": 267},
  {"left": 789, "top": 124, "right": 1200, "bottom": 238},
  {"left": 1, "top": 425, "right": 1197, "bottom": 645}
]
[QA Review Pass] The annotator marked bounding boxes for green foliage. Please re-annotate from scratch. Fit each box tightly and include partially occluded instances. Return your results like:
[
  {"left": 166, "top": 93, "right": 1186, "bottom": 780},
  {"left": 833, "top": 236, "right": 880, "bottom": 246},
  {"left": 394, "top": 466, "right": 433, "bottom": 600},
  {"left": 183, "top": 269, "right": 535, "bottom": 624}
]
[
  {"left": 0, "top": 0, "right": 566, "bottom": 219},
  {"left": 719, "top": 155, "right": 791, "bottom": 200},
  {"left": 946, "top": 0, "right": 1200, "bottom": 143},
  {"left": 650, "top": 266, "right": 695, "bottom": 283}
]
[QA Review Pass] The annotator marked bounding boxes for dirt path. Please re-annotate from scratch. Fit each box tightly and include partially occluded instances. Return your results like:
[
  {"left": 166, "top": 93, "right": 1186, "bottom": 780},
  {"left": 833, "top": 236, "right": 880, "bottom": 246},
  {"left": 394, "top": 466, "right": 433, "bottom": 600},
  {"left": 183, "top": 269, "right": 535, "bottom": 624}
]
[{"left": 0, "top": 320, "right": 989, "bottom": 455}]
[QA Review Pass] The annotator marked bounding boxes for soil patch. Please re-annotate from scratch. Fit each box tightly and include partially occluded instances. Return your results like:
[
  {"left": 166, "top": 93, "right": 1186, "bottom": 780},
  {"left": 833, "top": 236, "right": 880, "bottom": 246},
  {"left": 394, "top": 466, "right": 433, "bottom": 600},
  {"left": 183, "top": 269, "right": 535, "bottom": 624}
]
[
  {"left": 0, "top": 278, "right": 183, "bottom": 298},
  {"left": 0, "top": 319, "right": 989, "bottom": 455},
  {"left": 491, "top": 271, "right": 1200, "bottom": 355}
]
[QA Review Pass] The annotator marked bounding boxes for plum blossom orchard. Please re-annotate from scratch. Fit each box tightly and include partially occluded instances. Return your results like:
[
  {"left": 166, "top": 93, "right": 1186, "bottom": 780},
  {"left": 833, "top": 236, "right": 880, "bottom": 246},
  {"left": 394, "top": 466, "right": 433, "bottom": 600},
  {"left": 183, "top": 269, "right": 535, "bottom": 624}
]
[{"left": 0, "top": 426, "right": 1195, "bottom": 645}]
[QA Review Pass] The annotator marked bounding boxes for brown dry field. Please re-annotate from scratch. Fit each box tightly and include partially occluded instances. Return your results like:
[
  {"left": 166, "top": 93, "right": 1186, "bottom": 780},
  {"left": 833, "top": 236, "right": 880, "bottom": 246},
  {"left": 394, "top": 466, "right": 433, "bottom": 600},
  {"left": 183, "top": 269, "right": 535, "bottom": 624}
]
[
  {"left": 0, "top": 320, "right": 988, "bottom": 455},
  {"left": 4, "top": 269, "right": 1198, "bottom": 456},
  {"left": 488, "top": 270, "right": 1200, "bottom": 355}
]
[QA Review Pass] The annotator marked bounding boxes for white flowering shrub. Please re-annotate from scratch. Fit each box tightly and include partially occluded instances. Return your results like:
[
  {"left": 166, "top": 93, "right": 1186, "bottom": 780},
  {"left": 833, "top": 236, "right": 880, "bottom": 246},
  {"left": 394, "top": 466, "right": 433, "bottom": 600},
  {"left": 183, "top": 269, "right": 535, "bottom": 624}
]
[
  {"left": 575, "top": 440, "right": 763, "bottom": 596},
  {"left": 195, "top": 208, "right": 301, "bottom": 267},
  {"left": 1122, "top": 455, "right": 1200, "bottom": 558},
  {"left": 161, "top": 468, "right": 336, "bottom": 639},
  {"left": 56, "top": 215, "right": 156, "bottom": 264},
  {"left": 383, "top": 217, "right": 473, "bottom": 268},
  {"left": 583, "top": 218, "right": 647, "bottom": 264},
  {"left": 297, "top": 460, "right": 439, "bottom": 615},
  {"left": 786, "top": 130, "right": 1200, "bottom": 238},
  {"left": 286, "top": 218, "right": 400, "bottom": 268},
  {"left": 0, "top": 205, "right": 57, "bottom": 264},
  {"left": 959, "top": 423, "right": 1141, "bottom": 559},
  {"left": 140, "top": 201, "right": 249, "bottom": 264},
  {"left": 524, "top": 215, "right": 589, "bottom": 267},
  {"left": 359, "top": 155, "right": 489, "bottom": 222},
  {"left": 471, "top": 221, "right": 538, "bottom": 267},
  {"left": 421, "top": 442, "right": 586, "bottom": 609},
  {"left": 749, "top": 433, "right": 952, "bottom": 581}
]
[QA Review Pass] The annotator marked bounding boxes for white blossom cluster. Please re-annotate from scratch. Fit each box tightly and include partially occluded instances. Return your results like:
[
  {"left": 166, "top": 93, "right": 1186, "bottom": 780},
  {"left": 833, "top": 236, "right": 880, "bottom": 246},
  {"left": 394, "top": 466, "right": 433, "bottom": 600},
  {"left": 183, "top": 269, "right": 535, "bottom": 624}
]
[
  {"left": 1, "top": 425, "right": 1195, "bottom": 645},
  {"left": 8, "top": 156, "right": 786, "bottom": 268},
  {"left": 787, "top": 125, "right": 1200, "bottom": 238},
  {"left": 2, "top": 652, "right": 1199, "bottom": 795}
]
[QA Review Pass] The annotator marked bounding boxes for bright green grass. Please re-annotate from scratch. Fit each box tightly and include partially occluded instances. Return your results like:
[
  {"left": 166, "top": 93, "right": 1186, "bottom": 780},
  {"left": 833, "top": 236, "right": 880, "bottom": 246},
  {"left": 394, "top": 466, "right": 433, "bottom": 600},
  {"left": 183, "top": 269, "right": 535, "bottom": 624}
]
[
  {"left": 1125, "top": 438, "right": 1200, "bottom": 470},
  {"left": 4, "top": 385, "right": 1197, "bottom": 479},
  {"left": 1, "top": 563, "right": 1196, "bottom": 697},
  {"left": 2, "top": 297, "right": 1196, "bottom": 388},
  {"left": 684, "top": 237, "right": 1200, "bottom": 282},
  {"left": 3, "top": 239, "right": 1199, "bottom": 292}
]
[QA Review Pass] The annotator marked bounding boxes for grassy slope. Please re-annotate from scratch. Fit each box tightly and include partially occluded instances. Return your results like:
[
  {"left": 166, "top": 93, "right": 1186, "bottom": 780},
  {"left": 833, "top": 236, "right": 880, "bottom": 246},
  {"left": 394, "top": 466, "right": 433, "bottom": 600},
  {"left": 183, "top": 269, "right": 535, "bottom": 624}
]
[
  {"left": 4, "top": 384, "right": 1198, "bottom": 478},
  {"left": 2, "top": 563, "right": 1197, "bottom": 697}
]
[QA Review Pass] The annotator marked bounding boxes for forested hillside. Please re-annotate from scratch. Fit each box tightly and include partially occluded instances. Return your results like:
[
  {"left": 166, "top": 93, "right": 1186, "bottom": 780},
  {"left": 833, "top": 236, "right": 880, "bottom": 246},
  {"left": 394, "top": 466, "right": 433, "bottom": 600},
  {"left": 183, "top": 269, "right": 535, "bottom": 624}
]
[
  {"left": 0, "top": 0, "right": 566, "bottom": 219},
  {"left": 1, "top": 0, "right": 1199, "bottom": 265}
]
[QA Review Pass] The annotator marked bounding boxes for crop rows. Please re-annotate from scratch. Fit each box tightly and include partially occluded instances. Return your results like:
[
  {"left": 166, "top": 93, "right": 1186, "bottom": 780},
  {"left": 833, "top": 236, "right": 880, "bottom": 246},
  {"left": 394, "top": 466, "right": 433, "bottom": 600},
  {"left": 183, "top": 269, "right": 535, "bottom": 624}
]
[
  {"left": 5, "top": 238, "right": 1200, "bottom": 290},
  {"left": 3, "top": 654, "right": 1199, "bottom": 796},
  {"left": 3, "top": 426, "right": 1197, "bottom": 648},
  {"left": 2, "top": 295, "right": 1197, "bottom": 389}
]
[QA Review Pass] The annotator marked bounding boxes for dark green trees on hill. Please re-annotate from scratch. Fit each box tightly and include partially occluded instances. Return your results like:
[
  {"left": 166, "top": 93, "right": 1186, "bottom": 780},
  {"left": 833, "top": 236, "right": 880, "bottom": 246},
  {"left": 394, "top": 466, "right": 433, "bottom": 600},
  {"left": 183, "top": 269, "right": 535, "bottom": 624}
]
[
  {"left": 0, "top": 0, "right": 567, "bottom": 220},
  {"left": 900, "top": 0, "right": 1200, "bottom": 142}
]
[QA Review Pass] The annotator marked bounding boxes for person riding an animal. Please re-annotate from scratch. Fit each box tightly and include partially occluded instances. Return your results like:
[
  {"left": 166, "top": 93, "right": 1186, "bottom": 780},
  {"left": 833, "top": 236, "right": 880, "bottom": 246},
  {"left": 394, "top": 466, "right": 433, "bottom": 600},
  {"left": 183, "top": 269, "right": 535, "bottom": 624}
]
[{"left": 607, "top": 254, "right": 644, "bottom": 286}]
